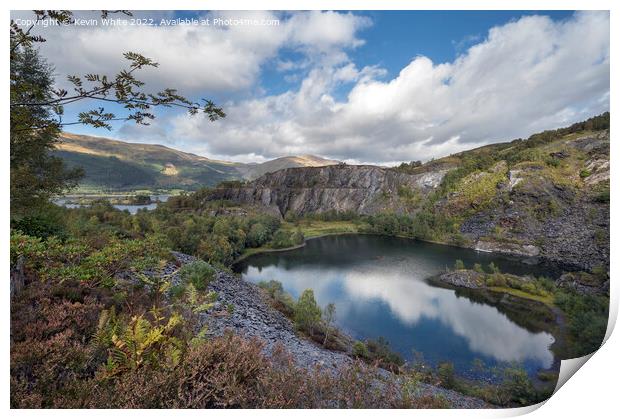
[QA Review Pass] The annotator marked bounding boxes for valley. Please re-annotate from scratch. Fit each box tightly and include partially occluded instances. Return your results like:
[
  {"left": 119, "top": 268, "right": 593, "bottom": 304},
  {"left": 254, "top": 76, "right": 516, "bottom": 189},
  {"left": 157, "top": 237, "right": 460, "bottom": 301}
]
[{"left": 54, "top": 132, "right": 340, "bottom": 191}]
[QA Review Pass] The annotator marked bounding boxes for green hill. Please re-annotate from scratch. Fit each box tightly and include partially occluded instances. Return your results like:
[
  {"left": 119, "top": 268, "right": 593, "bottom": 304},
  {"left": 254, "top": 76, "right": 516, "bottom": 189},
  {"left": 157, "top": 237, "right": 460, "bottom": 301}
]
[
  {"left": 54, "top": 133, "right": 339, "bottom": 192},
  {"left": 55, "top": 133, "right": 243, "bottom": 191}
]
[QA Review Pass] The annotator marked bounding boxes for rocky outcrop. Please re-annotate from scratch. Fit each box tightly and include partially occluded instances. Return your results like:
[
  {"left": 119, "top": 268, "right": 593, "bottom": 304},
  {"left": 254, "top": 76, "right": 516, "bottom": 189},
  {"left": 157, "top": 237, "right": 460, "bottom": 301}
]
[
  {"left": 210, "top": 164, "right": 447, "bottom": 217},
  {"left": 474, "top": 240, "right": 540, "bottom": 258},
  {"left": 556, "top": 271, "right": 609, "bottom": 296},
  {"left": 434, "top": 269, "right": 487, "bottom": 289},
  {"left": 460, "top": 131, "right": 610, "bottom": 271}
]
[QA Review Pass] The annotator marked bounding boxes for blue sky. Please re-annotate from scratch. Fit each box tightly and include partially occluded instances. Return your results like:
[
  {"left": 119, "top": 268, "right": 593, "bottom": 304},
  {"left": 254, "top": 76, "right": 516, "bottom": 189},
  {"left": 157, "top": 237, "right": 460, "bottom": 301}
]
[
  {"left": 17, "top": 10, "right": 609, "bottom": 163},
  {"left": 261, "top": 10, "right": 575, "bottom": 98}
]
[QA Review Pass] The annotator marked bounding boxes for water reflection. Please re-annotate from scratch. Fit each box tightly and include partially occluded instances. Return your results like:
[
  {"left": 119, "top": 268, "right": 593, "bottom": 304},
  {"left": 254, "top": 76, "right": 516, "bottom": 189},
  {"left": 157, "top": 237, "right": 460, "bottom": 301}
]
[
  {"left": 55, "top": 194, "right": 169, "bottom": 214},
  {"left": 236, "top": 235, "right": 557, "bottom": 375}
]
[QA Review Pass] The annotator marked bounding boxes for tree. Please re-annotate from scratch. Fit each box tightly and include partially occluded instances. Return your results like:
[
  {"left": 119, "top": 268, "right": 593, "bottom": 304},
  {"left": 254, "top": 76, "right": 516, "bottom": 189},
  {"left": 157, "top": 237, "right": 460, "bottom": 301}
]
[
  {"left": 10, "top": 46, "right": 83, "bottom": 215},
  {"left": 294, "top": 289, "right": 322, "bottom": 335},
  {"left": 197, "top": 235, "right": 234, "bottom": 266},
  {"left": 246, "top": 223, "right": 269, "bottom": 247},
  {"left": 10, "top": 10, "right": 225, "bottom": 216},
  {"left": 322, "top": 302, "right": 336, "bottom": 346},
  {"left": 10, "top": 11, "right": 226, "bottom": 131}
]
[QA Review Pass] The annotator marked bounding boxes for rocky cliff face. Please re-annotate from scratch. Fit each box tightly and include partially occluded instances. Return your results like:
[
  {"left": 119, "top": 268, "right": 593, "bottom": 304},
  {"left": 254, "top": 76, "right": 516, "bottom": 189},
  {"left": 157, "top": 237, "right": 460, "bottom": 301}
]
[
  {"left": 210, "top": 127, "right": 609, "bottom": 272},
  {"left": 211, "top": 164, "right": 448, "bottom": 216},
  {"left": 459, "top": 131, "right": 610, "bottom": 271}
]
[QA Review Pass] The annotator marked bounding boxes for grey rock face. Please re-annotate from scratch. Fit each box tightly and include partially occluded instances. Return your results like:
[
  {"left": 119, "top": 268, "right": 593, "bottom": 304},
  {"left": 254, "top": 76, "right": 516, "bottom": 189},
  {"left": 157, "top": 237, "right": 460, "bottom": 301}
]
[{"left": 211, "top": 165, "right": 445, "bottom": 216}]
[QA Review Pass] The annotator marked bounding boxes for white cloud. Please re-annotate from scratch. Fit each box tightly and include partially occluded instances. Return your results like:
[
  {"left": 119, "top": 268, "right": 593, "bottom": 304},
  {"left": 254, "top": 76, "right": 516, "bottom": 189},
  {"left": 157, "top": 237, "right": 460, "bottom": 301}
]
[
  {"left": 167, "top": 11, "right": 609, "bottom": 164},
  {"left": 17, "top": 10, "right": 609, "bottom": 164},
  {"left": 17, "top": 10, "right": 369, "bottom": 92}
]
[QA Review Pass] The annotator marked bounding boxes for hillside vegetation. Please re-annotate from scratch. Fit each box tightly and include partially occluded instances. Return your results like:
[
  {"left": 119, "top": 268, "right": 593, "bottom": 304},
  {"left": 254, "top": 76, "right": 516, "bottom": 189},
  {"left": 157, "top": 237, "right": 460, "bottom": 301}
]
[{"left": 55, "top": 132, "right": 339, "bottom": 191}]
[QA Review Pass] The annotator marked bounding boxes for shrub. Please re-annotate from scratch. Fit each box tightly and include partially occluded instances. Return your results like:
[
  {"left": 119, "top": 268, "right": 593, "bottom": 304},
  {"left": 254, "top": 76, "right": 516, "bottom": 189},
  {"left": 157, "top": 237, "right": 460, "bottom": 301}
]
[
  {"left": 258, "top": 279, "right": 285, "bottom": 296},
  {"left": 82, "top": 334, "right": 434, "bottom": 408},
  {"left": 10, "top": 273, "right": 105, "bottom": 408},
  {"left": 322, "top": 303, "right": 336, "bottom": 346},
  {"left": 594, "top": 184, "right": 610, "bottom": 203},
  {"left": 364, "top": 337, "right": 405, "bottom": 372},
  {"left": 258, "top": 280, "right": 296, "bottom": 316},
  {"left": 93, "top": 310, "right": 185, "bottom": 377},
  {"left": 499, "top": 366, "right": 537, "bottom": 406},
  {"left": 454, "top": 259, "right": 465, "bottom": 270},
  {"left": 535, "top": 276, "right": 555, "bottom": 293},
  {"left": 544, "top": 157, "right": 561, "bottom": 167},
  {"left": 591, "top": 265, "right": 609, "bottom": 285},
  {"left": 269, "top": 229, "right": 304, "bottom": 249},
  {"left": 178, "top": 260, "right": 216, "bottom": 292},
  {"left": 246, "top": 222, "right": 269, "bottom": 247},
  {"left": 12, "top": 213, "right": 66, "bottom": 240},
  {"left": 197, "top": 235, "right": 234, "bottom": 265},
  {"left": 485, "top": 273, "right": 506, "bottom": 288},
  {"left": 487, "top": 262, "right": 500, "bottom": 274},
  {"left": 473, "top": 263, "right": 484, "bottom": 273},
  {"left": 520, "top": 282, "right": 538, "bottom": 295},
  {"left": 294, "top": 289, "right": 322, "bottom": 334},
  {"left": 352, "top": 341, "right": 370, "bottom": 359},
  {"left": 579, "top": 169, "right": 591, "bottom": 179},
  {"left": 10, "top": 231, "right": 169, "bottom": 286},
  {"left": 291, "top": 229, "right": 305, "bottom": 245},
  {"left": 437, "top": 362, "right": 456, "bottom": 389},
  {"left": 554, "top": 291, "right": 608, "bottom": 356}
]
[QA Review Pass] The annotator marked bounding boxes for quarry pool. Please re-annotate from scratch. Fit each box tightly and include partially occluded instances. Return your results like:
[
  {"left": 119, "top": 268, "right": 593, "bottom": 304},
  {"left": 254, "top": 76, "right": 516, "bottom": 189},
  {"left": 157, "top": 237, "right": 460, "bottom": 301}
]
[{"left": 234, "top": 234, "right": 561, "bottom": 378}]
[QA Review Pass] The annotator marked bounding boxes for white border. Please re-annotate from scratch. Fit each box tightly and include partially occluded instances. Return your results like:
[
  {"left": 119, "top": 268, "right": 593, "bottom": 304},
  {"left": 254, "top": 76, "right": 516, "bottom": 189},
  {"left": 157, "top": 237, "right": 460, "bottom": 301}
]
[{"left": 2, "top": 1, "right": 617, "bottom": 418}]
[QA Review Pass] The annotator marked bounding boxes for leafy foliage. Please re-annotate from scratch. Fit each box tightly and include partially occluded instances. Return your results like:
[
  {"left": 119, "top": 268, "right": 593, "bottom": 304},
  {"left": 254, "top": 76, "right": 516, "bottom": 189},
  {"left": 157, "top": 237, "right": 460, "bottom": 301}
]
[
  {"left": 555, "top": 290, "right": 608, "bottom": 357},
  {"left": 95, "top": 310, "right": 185, "bottom": 377},
  {"left": 177, "top": 260, "right": 216, "bottom": 292},
  {"left": 10, "top": 46, "right": 83, "bottom": 215},
  {"left": 258, "top": 280, "right": 297, "bottom": 316},
  {"left": 294, "top": 289, "right": 322, "bottom": 334},
  {"left": 10, "top": 230, "right": 169, "bottom": 286},
  {"left": 10, "top": 10, "right": 224, "bottom": 218}
]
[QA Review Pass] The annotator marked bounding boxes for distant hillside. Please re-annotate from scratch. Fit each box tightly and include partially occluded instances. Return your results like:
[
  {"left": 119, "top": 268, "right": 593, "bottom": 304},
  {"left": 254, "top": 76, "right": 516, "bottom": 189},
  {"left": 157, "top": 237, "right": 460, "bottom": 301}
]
[
  {"left": 237, "top": 155, "right": 340, "bottom": 179},
  {"left": 54, "top": 133, "right": 339, "bottom": 191}
]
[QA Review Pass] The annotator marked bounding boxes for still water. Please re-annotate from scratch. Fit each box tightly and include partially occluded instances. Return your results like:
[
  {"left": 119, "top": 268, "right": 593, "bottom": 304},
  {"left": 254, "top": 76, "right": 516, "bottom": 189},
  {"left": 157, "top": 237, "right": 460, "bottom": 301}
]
[
  {"left": 234, "top": 234, "right": 559, "bottom": 377},
  {"left": 55, "top": 195, "right": 169, "bottom": 214}
]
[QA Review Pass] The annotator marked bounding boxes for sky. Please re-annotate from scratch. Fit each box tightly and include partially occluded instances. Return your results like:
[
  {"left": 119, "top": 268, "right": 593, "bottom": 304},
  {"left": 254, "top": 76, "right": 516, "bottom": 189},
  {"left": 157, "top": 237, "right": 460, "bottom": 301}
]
[{"left": 12, "top": 10, "right": 610, "bottom": 164}]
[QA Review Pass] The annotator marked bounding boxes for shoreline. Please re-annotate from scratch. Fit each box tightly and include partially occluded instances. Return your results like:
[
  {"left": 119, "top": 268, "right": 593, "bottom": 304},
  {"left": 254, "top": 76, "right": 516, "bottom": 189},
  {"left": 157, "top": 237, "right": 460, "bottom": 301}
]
[
  {"left": 233, "top": 231, "right": 365, "bottom": 263},
  {"left": 230, "top": 236, "right": 565, "bottom": 396},
  {"left": 234, "top": 230, "right": 568, "bottom": 274}
]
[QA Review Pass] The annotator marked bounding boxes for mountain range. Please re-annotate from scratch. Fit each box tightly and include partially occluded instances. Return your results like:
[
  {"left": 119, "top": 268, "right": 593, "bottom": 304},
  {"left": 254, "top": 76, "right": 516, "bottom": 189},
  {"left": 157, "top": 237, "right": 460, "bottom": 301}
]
[{"left": 54, "top": 132, "right": 340, "bottom": 191}]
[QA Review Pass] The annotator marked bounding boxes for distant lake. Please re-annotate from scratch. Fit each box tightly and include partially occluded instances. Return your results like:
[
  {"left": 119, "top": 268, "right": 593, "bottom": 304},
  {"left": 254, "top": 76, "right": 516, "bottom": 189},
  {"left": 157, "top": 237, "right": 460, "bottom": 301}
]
[
  {"left": 234, "top": 234, "right": 560, "bottom": 378},
  {"left": 54, "top": 194, "right": 170, "bottom": 214}
]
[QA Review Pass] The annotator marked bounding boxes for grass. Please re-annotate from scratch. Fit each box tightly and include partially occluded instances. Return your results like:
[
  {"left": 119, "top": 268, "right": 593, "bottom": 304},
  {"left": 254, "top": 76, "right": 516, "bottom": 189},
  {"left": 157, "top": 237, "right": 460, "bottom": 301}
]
[
  {"left": 283, "top": 220, "right": 363, "bottom": 238},
  {"left": 487, "top": 286, "right": 555, "bottom": 306}
]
